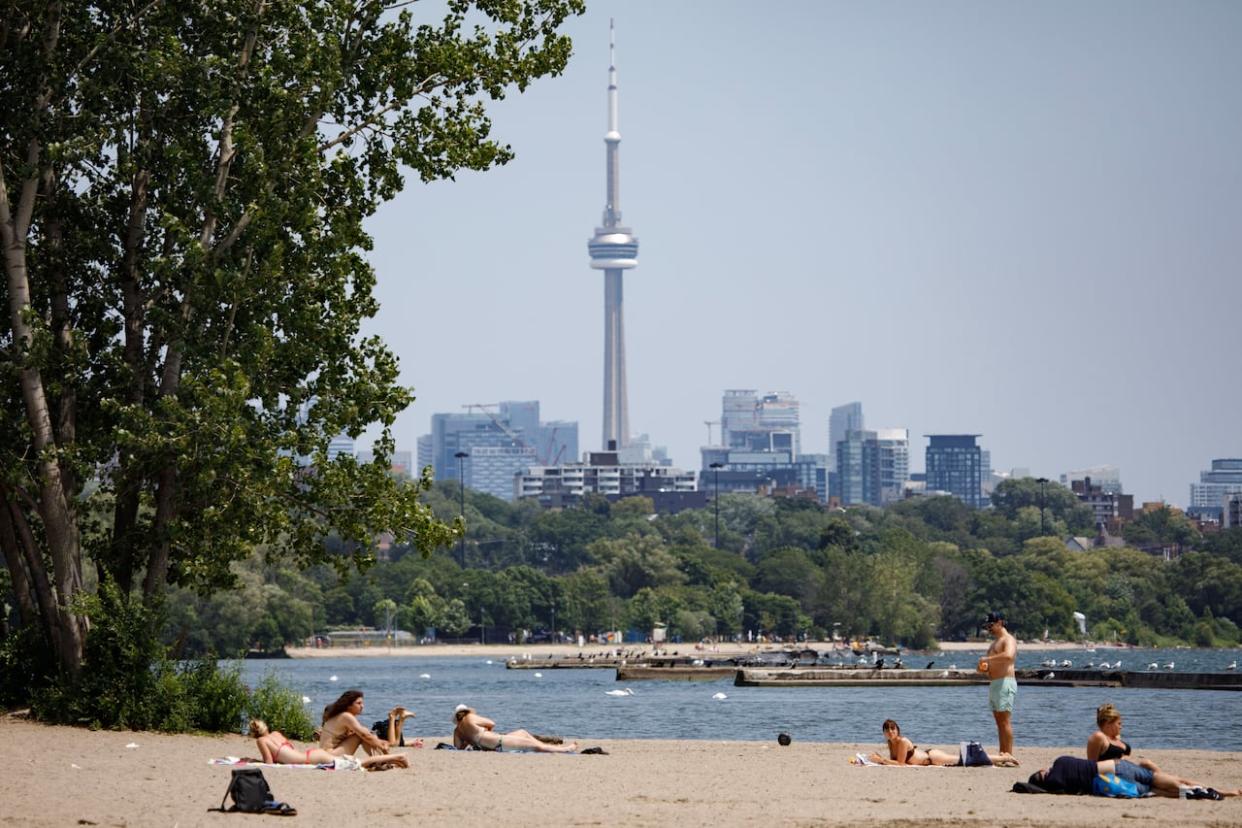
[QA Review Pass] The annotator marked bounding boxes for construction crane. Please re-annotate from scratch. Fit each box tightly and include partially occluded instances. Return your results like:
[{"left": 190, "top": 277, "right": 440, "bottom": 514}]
[
  {"left": 463, "top": 403, "right": 525, "bottom": 445},
  {"left": 463, "top": 403, "right": 554, "bottom": 464}
]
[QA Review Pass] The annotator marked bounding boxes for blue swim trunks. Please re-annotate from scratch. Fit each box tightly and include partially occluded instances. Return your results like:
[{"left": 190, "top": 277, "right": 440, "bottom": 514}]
[
  {"left": 989, "top": 677, "right": 1017, "bottom": 712},
  {"left": 1113, "top": 760, "right": 1154, "bottom": 796}
]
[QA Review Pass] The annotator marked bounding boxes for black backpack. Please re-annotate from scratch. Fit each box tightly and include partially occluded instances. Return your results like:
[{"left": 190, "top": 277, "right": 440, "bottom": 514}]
[{"left": 219, "top": 767, "right": 273, "bottom": 813}]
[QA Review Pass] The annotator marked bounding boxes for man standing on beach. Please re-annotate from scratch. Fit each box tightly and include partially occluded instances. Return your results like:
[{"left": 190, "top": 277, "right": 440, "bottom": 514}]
[{"left": 977, "top": 610, "right": 1017, "bottom": 755}]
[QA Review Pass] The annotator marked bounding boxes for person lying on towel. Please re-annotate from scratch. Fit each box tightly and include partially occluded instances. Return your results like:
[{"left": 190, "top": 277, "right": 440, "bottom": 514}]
[
  {"left": 1020, "top": 756, "right": 1238, "bottom": 798},
  {"left": 250, "top": 720, "right": 407, "bottom": 770}
]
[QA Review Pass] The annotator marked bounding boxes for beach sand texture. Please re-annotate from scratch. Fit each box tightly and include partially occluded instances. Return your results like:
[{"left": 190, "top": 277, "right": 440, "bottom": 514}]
[{"left": 3, "top": 718, "right": 1241, "bottom": 827}]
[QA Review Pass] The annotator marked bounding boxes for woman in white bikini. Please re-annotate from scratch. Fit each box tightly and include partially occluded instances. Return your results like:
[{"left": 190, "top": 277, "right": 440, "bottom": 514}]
[{"left": 452, "top": 705, "right": 578, "bottom": 753}]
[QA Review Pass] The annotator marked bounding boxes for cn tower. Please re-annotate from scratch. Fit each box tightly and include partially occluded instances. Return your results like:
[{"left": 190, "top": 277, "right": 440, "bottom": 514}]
[{"left": 587, "top": 19, "right": 638, "bottom": 451}]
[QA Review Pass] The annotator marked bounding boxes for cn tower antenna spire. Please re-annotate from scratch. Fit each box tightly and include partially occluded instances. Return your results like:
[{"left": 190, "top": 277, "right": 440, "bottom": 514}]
[{"left": 588, "top": 19, "right": 638, "bottom": 451}]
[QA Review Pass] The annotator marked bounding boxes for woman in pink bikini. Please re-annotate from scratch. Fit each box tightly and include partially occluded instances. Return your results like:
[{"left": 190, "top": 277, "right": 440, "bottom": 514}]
[{"left": 249, "top": 719, "right": 407, "bottom": 769}]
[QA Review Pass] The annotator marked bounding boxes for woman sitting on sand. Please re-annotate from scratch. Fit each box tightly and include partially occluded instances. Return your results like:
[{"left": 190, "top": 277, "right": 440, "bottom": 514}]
[
  {"left": 1086, "top": 703, "right": 1161, "bottom": 774},
  {"left": 249, "top": 720, "right": 407, "bottom": 770},
  {"left": 319, "top": 690, "right": 392, "bottom": 756},
  {"left": 869, "top": 719, "right": 961, "bottom": 766},
  {"left": 867, "top": 719, "right": 1019, "bottom": 767},
  {"left": 452, "top": 705, "right": 579, "bottom": 753}
]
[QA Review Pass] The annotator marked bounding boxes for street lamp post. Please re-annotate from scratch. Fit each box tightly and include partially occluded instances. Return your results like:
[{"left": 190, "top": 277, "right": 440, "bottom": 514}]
[
  {"left": 454, "top": 451, "right": 469, "bottom": 568},
  {"left": 1036, "top": 477, "right": 1049, "bottom": 536},
  {"left": 709, "top": 462, "right": 724, "bottom": 549}
]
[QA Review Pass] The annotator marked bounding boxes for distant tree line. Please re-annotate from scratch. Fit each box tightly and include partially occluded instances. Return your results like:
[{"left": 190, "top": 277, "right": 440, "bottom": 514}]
[{"left": 164, "top": 479, "right": 1242, "bottom": 653}]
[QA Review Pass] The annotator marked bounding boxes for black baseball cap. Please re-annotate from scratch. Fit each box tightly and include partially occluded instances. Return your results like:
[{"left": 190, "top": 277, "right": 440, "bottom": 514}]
[{"left": 983, "top": 611, "right": 1005, "bottom": 626}]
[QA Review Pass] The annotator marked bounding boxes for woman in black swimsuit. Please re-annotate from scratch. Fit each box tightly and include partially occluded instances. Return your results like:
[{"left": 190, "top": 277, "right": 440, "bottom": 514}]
[
  {"left": 1086, "top": 703, "right": 1162, "bottom": 773},
  {"left": 451, "top": 705, "right": 579, "bottom": 753},
  {"left": 870, "top": 719, "right": 960, "bottom": 766}
]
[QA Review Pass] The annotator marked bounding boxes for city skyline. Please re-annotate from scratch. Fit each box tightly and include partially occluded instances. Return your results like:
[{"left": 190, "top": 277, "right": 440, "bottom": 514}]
[{"left": 360, "top": 2, "right": 1242, "bottom": 505}]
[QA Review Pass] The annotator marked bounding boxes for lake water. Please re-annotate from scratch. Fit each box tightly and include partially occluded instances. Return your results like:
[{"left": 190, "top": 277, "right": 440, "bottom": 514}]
[{"left": 237, "top": 646, "right": 1242, "bottom": 751}]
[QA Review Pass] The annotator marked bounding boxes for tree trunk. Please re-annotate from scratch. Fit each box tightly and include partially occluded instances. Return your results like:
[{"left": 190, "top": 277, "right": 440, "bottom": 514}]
[{"left": 2, "top": 170, "right": 87, "bottom": 676}]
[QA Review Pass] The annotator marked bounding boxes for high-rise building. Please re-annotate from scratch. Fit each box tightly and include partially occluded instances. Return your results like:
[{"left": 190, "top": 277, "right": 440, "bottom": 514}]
[
  {"left": 836, "top": 428, "right": 909, "bottom": 507},
  {"left": 722, "top": 390, "right": 760, "bottom": 449},
  {"left": 416, "top": 434, "right": 433, "bottom": 475},
  {"left": 868, "top": 428, "right": 910, "bottom": 505},
  {"left": 836, "top": 429, "right": 870, "bottom": 505},
  {"left": 1189, "top": 459, "right": 1242, "bottom": 519},
  {"left": 423, "top": 401, "right": 578, "bottom": 501},
  {"left": 326, "top": 432, "right": 355, "bottom": 460},
  {"left": 1225, "top": 494, "right": 1242, "bottom": 528},
  {"left": 925, "top": 434, "right": 985, "bottom": 509},
  {"left": 702, "top": 390, "right": 820, "bottom": 500},
  {"left": 1060, "top": 465, "right": 1122, "bottom": 493},
  {"left": 719, "top": 390, "right": 800, "bottom": 456},
  {"left": 828, "top": 402, "right": 864, "bottom": 470},
  {"left": 587, "top": 21, "right": 639, "bottom": 451}
]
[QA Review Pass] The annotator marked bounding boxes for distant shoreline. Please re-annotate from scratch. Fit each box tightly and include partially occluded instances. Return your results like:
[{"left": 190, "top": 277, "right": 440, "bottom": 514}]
[{"left": 283, "top": 638, "right": 1135, "bottom": 659}]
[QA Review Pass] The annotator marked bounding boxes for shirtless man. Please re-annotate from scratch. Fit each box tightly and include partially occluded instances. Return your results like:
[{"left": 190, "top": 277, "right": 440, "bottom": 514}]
[{"left": 976, "top": 610, "right": 1017, "bottom": 755}]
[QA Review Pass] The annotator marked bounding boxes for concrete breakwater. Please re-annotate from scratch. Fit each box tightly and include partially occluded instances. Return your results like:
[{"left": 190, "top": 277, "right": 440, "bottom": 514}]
[{"left": 735, "top": 667, "right": 1242, "bottom": 690}]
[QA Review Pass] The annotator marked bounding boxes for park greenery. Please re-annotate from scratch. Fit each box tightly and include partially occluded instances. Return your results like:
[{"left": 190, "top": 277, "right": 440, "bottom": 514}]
[
  {"left": 165, "top": 478, "right": 1242, "bottom": 656},
  {"left": 1, "top": 0, "right": 583, "bottom": 726}
]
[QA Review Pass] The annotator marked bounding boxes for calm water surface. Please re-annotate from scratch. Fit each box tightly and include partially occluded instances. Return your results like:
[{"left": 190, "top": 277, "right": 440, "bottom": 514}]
[{"left": 236, "top": 647, "right": 1242, "bottom": 750}]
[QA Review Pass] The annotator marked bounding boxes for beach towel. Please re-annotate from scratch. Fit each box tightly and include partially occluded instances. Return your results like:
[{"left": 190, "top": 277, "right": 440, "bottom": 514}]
[
  {"left": 209, "top": 757, "right": 341, "bottom": 771},
  {"left": 850, "top": 753, "right": 880, "bottom": 766}
]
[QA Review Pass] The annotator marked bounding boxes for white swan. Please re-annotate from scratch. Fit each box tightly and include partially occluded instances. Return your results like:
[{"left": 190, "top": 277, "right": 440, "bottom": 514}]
[
  {"left": 604, "top": 688, "right": 635, "bottom": 697},
  {"left": 712, "top": 692, "right": 728, "bottom": 700},
  {"left": 419, "top": 673, "right": 431, "bottom": 679},
  {"left": 329, "top": 675, "right": 338, "bottom": 682},
  {"left": 534, "top": 672, "right": 543, "bottom": 678},
  {"left": 301, "top": 695, "right": 312, "bottom": 704}
]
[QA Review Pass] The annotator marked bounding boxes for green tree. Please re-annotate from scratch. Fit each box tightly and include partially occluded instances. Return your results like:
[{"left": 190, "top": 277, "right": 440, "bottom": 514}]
[
  {"left": 0, "top": 0, "right": 583, "bottom": 677},
  {"left": 1123, "top": 506, "right": 1202, "bottom": 549}
]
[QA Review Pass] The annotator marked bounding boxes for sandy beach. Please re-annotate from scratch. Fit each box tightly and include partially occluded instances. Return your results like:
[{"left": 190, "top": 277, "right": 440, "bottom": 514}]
[
  {"left": 285, "top": 639, "right": 1096, "bottom": 659},
  {"left": 3, "top": 716, "right": 1239, "bottom": 827}
]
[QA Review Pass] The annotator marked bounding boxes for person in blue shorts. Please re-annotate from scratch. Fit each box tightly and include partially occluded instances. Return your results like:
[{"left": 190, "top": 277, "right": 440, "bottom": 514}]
[
  {"left": 1026, "top": 756, "right": 1240, "bottom": 799},
  {"left": 976, "top": 610, "right": 1017, "bottom": 755}
]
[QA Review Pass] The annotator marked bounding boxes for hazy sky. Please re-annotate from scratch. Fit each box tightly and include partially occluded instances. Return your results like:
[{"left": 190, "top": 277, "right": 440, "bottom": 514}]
[{"left": 362, "top": 1, "right": 1242, "bottom": 505}]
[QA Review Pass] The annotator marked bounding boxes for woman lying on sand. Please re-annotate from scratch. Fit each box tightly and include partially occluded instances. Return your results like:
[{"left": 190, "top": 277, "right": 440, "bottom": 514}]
[
  {"left": 867, "top": 719, "right": 1019, "bottom": 767},
  {"left": 318, "top": 690, "right": 392, "bottom": 756},
  {"left": 869, "top": 719, "right": 960, "bottom": 766},
  {"left": 249, "top": 720, "right": 407, "bottom": 770},
  {"left": 452, "top": 705, "right": 579, "bottom": 753}
]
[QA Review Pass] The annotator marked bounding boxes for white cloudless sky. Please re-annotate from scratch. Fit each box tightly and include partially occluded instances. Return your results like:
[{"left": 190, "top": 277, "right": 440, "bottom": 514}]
[{"left": 361, "top": 0, "right": 1242, "bottom": 505}]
